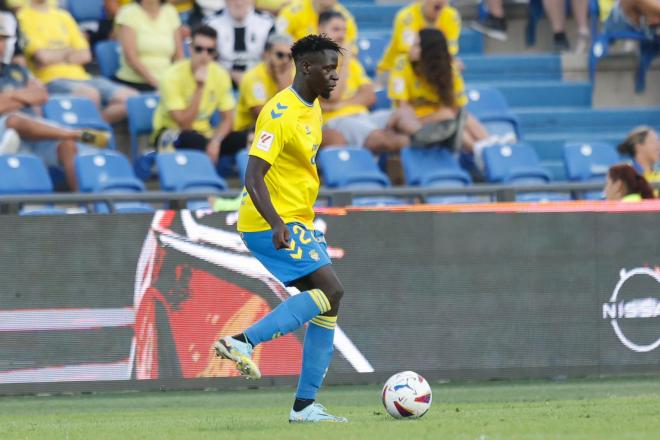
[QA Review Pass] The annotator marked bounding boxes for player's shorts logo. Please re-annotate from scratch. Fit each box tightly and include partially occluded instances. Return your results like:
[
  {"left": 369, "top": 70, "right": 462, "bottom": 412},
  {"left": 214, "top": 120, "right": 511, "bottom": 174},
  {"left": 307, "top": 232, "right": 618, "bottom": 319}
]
[
  {"left": 602, "top": 267, "right": 660, "bottom": 353},
  {"left": 309, "top": 250, "right": 320, "bottom": 261},
  {"left": 256, "top": 131, "right": 275, "bottom": 152}
]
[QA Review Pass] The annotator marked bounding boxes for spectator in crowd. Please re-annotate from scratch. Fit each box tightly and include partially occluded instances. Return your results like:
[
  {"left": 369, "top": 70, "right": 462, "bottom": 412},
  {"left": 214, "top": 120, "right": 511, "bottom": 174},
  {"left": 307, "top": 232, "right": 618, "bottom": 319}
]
[
  {"left": 0, "top": 22, "right": 109, "bottom": 191},
  {"left": 603, "top": 0, "right": 660, "bottom": 38},
  {"left": 276, "top": 0, "right": 358, "bottom": 48},
  {"left": 319, "top": 11, "right": 413, "bottom": 153},
  {"left": 617, "top": 125, "right": 660, "bottom": 183},
  {"left": 542, "top": 0, "right": 590, "bottom": 53},
  {"left": 234, "top": 33, "right": 294, "bottom": 133},
  {"left": 255, "top": 0, "right": 291, "bottom": 15},
  {"left": 206, "top": 0, "right": 274, "bottom": 87},
  {"left": 470, "top": 0, "right": 507, "bottom": 41},
  {"left": 0, "top": 0, "right": 23, "bottom": 64},
  {"left": 377, "top": 0, "right": 461, "bottom": 79},
  {"left": 115, "top": 0, "right": 184, "bottom": 92},
  {"left": 18, "top": 0, "right": 137, "bottom": 123},
  {"left": 388, "top": 28, "right": 489, "bottom": 154},
  {"left": 152, "top": 25, "right": 245, "bottom": 164},
  {"left": 604, "top": 163, "right": 655, "bottom": 201}
]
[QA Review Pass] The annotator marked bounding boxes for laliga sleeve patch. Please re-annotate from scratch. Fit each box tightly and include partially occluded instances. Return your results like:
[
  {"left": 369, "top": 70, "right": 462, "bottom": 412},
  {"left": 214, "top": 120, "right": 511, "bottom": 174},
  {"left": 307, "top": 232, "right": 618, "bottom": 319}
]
[{"left": 256, "top": 131, "right": 275, "bottom": 152}]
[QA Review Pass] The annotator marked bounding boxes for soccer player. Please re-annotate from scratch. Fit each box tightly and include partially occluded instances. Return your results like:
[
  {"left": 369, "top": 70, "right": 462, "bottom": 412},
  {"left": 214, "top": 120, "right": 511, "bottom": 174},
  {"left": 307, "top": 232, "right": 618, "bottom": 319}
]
[{"left": 213, "top": 34, "right": 347, "bottom": 423}]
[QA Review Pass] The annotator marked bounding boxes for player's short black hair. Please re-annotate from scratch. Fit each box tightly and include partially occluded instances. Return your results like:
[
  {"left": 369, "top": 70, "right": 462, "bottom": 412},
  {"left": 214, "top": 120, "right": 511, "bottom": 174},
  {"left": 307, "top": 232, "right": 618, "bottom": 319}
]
[
  {"left": 291, "top": 34, "right": 342, "bottom": 64},
  {"left": 191, "top": 25, "right": 218, "bottom": 41},
  {"left": 318, "top": 10, "right": 345, "bottom": 27}
]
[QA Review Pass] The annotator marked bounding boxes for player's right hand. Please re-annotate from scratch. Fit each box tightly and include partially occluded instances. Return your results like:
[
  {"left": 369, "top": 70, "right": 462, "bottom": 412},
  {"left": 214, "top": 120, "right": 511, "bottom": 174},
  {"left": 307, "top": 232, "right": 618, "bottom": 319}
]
[{"left": 272, "top": 223, "right": 291, "bottom": 250}]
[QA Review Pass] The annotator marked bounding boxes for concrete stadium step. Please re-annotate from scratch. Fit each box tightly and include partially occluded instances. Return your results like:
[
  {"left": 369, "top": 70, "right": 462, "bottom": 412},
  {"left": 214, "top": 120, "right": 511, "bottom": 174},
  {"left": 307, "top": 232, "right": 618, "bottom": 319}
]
[
  {"left": 516, "top": 108, "right": 660, "bottom": 134},
  {"left": 468, "top": 81, "right": 593, "bottom": 109},
  {"left": 462, "top": 54, "right": 562, "bottom": 82}
]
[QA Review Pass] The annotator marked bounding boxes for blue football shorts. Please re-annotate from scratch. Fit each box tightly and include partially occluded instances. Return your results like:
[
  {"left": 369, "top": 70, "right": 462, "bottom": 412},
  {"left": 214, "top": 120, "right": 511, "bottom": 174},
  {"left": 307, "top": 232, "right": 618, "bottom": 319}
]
[{"left": 240, "top": 222, "right": 332, "bottom": 286}]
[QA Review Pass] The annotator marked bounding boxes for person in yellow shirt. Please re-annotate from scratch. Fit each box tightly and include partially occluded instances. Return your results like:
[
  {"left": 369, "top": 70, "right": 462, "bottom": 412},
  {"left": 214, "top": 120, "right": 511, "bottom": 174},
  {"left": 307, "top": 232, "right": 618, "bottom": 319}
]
[
  {"left": 214, "top": 34, "right": 348, "bottom": 424},
  {"left": 604, "top": 164, "right": 655, "bottom": 201},
  {"left": 617, "top": 126, "right": 660, "bottom": 184},
  {"left": 18, "top": 0, "right": 137, "bottom": 123},
  {"left": 377, "top": 0, "right": 461, "bottom": 77},
  {"left": 152, "top": 25, "right": 244, "bottom": 164},
  {"left": 318, "top": 10, "right": 413, "bottom": 153},
  {"left": 388, "top": 28, "right": 489, "bottom": 153},
  {"left": 276, "top": 0, "right": 358, "bottom": 48},
  {"left": 115, "top": 0, "right": 184, "bottom": 91},
  {"left": 234, "top": 33, "right": 294, "bottom": 132}
]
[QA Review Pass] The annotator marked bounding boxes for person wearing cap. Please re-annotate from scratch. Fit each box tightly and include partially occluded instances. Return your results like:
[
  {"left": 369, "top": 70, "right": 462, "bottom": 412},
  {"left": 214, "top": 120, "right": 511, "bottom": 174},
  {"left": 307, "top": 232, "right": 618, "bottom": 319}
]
[{"left": 0, "top": 20, "right": 109, "bottom": 191}]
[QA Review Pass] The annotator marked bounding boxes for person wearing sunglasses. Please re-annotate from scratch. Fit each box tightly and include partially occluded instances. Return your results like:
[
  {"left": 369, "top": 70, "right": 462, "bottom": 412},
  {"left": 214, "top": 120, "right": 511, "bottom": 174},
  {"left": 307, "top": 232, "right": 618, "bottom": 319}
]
[
  {"left": 152, "top": 25, "right": 244, "bottom": 165},
  {"left": 234, "top": 33, "right": 294, "bottom": 133},
  {"left": 205, "top": 0, "right": 275, "bottom": 88}
]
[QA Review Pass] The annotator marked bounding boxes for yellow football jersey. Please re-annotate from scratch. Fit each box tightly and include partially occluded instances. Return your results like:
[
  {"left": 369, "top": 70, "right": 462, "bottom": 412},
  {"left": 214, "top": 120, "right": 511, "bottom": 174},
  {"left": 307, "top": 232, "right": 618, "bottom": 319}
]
[
  {"left": 276, "top": 0, "right": 358, "bottom": 47},
  {"left": 18, "top": 6, "right": 91, "bottom": 84},
  {"left": 153, "top": 60, "right": 235, "bottom": 138},
  {"left": 323, "top": 56, "right": 372, "bottom": 122},
  {"left": 237, "top": 87, "right": 323, "bottom": 233},
  {"left": 388, "top": 55, "right": 467, "bottom": 118},
  {"left": 377, "top": 2, "right": 461, "bottom": 74},
  {"left": 234, "top": 62, "right": 293, "bottom": 132}
]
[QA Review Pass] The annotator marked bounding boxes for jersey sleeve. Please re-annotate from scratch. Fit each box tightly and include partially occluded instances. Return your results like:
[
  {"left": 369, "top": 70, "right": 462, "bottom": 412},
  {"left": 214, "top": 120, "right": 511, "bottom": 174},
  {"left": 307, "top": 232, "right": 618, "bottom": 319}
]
[
  {"left": 376, "top": 12, "right": 402, "bottom": 74},
  {"left": 387, "top": 56, "right": 409, "bottom": 102},
  {"left": 241, "top": 75, "right": 269, "bottom": 109},
  {"left": 441, "top": 7, "right": 461, "bottom": 56},
  {"left": 160, "top": 69, "right": 187, "bottom": 111},
  {"left": 115, "top": 4, "right": 137, "bottom": 28},
  {"left": 249, "top": 114, "right": 288, "bottom": 165},
  {"left": 352, "top": 60, "right": 372, "bottom": 88},
  {"left": 64, "top": 12, "right": 90, "bottom": 51},
  {"left": 452, "top": 66, "right": 467, "bottom": 107}
]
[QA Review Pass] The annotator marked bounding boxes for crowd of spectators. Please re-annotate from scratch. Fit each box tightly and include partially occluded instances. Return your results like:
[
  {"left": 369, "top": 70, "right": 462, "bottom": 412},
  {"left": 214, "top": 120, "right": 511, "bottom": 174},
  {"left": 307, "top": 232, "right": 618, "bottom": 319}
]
[{"left": 0, "top": 0, "right": 658, "bottom": 194}]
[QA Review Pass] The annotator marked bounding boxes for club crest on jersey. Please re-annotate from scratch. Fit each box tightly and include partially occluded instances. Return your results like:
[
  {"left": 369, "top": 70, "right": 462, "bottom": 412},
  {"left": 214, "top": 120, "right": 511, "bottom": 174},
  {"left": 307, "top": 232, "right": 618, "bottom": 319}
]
[{"left": 256, "top": 131, "right": 275, "bottom": 152}]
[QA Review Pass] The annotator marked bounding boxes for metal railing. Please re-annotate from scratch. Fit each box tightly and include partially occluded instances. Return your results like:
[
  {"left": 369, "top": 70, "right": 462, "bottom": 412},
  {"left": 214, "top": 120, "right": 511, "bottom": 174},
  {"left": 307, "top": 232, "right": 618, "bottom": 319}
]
[{"left": 0, "top": 181, "right": 624, "bottom": 214}]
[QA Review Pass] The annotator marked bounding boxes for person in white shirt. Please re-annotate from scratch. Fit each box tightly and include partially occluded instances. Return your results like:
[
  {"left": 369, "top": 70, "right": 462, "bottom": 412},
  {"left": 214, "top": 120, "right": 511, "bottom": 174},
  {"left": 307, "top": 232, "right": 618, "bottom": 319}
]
[{"left": 205, "top": 0, "right": 274, "bottom": 86}]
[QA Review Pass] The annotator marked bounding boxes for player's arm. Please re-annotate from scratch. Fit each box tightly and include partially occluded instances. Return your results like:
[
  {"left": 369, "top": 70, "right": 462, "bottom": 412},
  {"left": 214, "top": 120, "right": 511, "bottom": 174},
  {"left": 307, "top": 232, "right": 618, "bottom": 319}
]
[{"left": 244, "top": 156, "right": 290, "bottom": 249}]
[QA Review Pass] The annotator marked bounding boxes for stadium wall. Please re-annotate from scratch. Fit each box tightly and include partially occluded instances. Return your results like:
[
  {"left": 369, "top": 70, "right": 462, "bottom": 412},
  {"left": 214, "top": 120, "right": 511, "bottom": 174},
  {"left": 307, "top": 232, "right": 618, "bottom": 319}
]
[{"left": 1, "top": 208, "right": 659, "bottom": 395}]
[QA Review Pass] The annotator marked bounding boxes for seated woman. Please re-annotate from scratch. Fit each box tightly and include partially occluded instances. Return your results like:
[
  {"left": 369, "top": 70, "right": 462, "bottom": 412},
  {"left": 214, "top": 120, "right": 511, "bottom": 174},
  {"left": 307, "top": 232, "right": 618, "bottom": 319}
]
[
  {"left": 617, "top": 125, "right": 660, "bottom": 183},
  {"left": 115, "top": 0, "right": 184, "bottom": 91},
  {"left": 387, "top": 28, "right": 489, "bottom": 154},
  {"left": 604, "top": 164, "right": 655, "bottom": 201}
]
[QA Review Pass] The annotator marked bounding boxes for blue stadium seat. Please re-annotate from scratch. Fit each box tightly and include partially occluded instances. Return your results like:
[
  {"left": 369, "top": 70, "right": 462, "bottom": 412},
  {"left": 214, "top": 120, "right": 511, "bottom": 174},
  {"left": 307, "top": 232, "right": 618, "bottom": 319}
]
[
  {"left": 459, "top": 29, "right": 484, "bottom": 55},
  {"left": 0, "top": 154, "right": 68, "bottom": 215},
  {"left": 318, "top": 147, "right": 406, "bottom": 206},
  {"left": 563, "top": 142, "right": 620, "bottom": 200},
  {"left": 134, "top": 150, "right": 158, "bottom": 181},
  {"left": 319, "top": 147, "right": 390, "bottom": 188},
  {"left": 371, "top": 88, "right": 391, "bottom": 111},
  {"left": 347, "top": 4, "right": 400, "bottom": 30},
  {"left": 466, "top": 87, "right": 521, "bottom": 140},
  {"left": 484, "top": 82, "right": 593, "bottom": 109},
  {"left": 75, "top": 151, "right": 154, "bottom": 213},
  {"left": 157, "top": 151, "right": 228, "bottom": 210},
  {"left": 401, "top": 146, "right": 477, "bottom": 204},
  {"left": 43, "top": 97, "right": 115, "bottom": 149},
  {"left": 236, "top": 148, "right": 249, "bottom": 185},
  {"left": 127, "top": 93, "right": 160, "bottom": 160},
  {"left": 94, "top": 40, "right": 120, "bottom": 80},
  {"left": 67, "top": 0, "right": 104, "bottom": 22},
  {"left": 357, "top": 36, "right": 388, "bottom": 77},
  {"left": 483, "top": 143, "right": 570, "bottom": 201}
]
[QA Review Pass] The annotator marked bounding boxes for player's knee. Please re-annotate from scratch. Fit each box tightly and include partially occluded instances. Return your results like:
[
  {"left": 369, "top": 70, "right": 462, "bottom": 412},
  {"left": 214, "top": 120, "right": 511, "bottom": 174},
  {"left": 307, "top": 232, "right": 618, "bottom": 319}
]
[{"left": 324, "top": 284, "right": 344, "bottom": 307}]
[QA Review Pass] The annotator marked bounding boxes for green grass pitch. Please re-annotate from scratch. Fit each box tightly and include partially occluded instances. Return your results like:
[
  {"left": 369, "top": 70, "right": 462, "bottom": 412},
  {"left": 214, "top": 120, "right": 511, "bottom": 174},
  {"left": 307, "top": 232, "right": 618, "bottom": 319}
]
[{"left": 1, "top": 376, "right": 659, "bottom": 439}]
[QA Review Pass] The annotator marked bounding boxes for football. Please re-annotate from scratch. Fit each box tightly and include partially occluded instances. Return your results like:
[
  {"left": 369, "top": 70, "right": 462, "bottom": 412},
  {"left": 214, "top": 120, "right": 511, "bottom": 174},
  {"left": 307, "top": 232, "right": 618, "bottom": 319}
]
[{"left": 381, "top": 371, "right": 433, "bottom": 419}]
